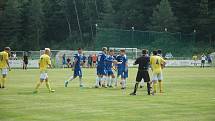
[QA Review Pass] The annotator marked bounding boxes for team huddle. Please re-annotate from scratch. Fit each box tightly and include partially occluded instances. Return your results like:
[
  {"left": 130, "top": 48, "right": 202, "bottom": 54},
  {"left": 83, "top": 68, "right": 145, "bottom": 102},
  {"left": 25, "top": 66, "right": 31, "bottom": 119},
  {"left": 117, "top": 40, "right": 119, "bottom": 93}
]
[{"left": 0, "top": 47, "right": 166, "bottom": 96}]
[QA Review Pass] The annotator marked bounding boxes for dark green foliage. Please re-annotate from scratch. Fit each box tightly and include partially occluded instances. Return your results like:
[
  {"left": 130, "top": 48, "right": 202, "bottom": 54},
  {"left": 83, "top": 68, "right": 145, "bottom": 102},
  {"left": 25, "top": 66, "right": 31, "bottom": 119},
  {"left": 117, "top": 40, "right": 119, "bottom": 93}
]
[{"left": 0, "top": 0, "right": 214, "bottom": 55}]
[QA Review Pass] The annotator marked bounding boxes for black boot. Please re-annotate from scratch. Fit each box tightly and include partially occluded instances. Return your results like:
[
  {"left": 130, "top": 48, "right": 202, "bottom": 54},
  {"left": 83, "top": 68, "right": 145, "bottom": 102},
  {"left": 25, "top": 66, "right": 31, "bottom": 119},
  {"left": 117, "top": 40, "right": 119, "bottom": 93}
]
[{"left": 130, "top": 82, "right": 139, "bottom": 95}]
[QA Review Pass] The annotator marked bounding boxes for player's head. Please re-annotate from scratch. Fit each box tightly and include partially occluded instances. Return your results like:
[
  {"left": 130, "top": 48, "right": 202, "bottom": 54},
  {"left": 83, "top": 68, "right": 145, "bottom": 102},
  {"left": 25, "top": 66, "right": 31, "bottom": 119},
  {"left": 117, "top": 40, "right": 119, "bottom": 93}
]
[
  {"left": 142, "top": 49, "right": 148, "bottom": 55},
  {"left": 78, "top": 48, "right": 83, "bottom": 54},
  {"left": 44, "top": 48, "right": 51, "bottom": 55},
  {"left": 157, "top": 49, "right": 162, "bottom": 55},
  {"left": 109, "top": 49, "right": 114, "bottom": 56},
  {"left": 102, "top": 47, "right": 107, "bottom": 54},
  {"left": 120, "top": 49, "right": 125, "bottom": 55},
  {"left": 153, "top": 50, "right": 157, "bottom": 56},
  {"left": 4, "top": 47, "right": 11, "bottom": 53}
]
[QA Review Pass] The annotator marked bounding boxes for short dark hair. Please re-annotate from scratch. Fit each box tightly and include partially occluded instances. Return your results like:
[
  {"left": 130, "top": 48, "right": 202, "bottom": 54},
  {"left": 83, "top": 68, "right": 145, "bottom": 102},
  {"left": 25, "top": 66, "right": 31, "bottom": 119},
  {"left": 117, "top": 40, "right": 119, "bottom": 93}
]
[
  {"left": 102, "top": 47, "right": 107, "bottom": 51},
  {"left": 153, "top": 50, "right": 157, "bottom": 55},
  {"left": 77, "top": 48, "right": 82, "bottom": 50},
  {"left": 157, "top": 49, "right": 162, "bottom": 54},
  {"left": 120, "top": 49, "right": 125, "bottom": 53},
  {"left": 109, "top": 49, "right": 114, "bottom": 52},
  {"left": 142, "top": 49, "right": 148, "bottom": 55},
  {"left": 4, "top": 47, "right": 11, "bottom": 51}
]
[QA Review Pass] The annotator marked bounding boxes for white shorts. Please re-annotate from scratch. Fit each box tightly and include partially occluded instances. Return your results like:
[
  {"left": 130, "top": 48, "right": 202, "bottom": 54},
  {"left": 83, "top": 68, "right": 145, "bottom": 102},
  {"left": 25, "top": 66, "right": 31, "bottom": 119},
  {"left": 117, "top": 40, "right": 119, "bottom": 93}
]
[
  {"left": 1, "top": 68, "right": 8, "bottom": 75},
  {"left": 152, "top": 72, "right": 163, "bottom": 82},
  {"left": 40, "top": 72, "right": 48, "bottom": 80}
]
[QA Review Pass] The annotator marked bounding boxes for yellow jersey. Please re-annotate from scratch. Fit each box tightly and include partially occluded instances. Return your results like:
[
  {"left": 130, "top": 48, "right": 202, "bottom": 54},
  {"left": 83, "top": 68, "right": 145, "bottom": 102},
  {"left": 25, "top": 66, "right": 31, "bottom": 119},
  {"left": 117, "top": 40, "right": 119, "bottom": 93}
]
[
  {"left": 192, "top": 56, "right": 197, "bottom": 61},
  {"left": 150, "top": 55, "right": 165, "bottom": 74},
  {"left": 0, "top": 51, "right": 9, "bottom": 69},
  {"left": 39, "top": 54, "right": 51, "bottom": 71}
]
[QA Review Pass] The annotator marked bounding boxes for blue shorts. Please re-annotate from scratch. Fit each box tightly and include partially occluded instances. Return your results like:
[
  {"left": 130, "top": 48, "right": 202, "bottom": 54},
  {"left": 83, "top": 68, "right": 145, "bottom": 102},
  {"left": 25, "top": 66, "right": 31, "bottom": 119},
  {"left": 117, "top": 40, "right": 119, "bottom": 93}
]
[
  {"left": 117, "top": 69, "right": 128, "bottom": 79},
  {"left": 97, "top": 66, "right": 107, "bottom": 75},
  {"left": 62, "top": 60, "right": 66, "bottom": 65},
  {"left": 74, "top": 68, "right": 82, "bottom": 77},
  {"left": 106, "top": 69, "right": 114, "bottom": 76}
]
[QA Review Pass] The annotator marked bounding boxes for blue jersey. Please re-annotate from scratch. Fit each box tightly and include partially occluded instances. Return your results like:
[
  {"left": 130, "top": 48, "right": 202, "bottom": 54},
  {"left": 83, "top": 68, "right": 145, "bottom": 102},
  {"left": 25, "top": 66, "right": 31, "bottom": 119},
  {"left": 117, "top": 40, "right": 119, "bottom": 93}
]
[
  {"left": 97, "top": 52, "right": 107, "bottom": 68},
  {"left": 74, "top": 54, "right": 82, "bottom": 69},
  {"left": 83, "top": 56, "right": 86, "bottom": 61},
  {"left": 116, "top": 55, "right": 128, "bottom": 71},
  {"left": 105, "top": 55, "right": 115, "bottom": 70}
]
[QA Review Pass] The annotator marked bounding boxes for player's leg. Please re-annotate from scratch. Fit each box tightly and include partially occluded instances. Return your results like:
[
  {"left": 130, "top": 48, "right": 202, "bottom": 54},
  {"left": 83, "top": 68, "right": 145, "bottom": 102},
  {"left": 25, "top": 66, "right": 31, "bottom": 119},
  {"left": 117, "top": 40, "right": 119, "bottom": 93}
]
[
  {"left": 130, "top": 71, "right": 142, "bottom": 95},
  {"left": 115, "top": 69, "right": 121, "bottom": 87},
  {"left": 143, "top": 71, "right": 151, "bottom": 95},
  {"left": 109, "top": 73, "right": 115, "bottom": 87},
  {"left": 121, "top": 71, "right": 128, "bottom": 89},
  {"left": 100, "top": 69, "right": 107, "bottom": 88},
  {"left": 34, "top": 72, "right": 46, "bottom": 93},
  {"left": 45, "top": 78, "right": 55, "bottom": 93},
  {"left": 64, "top": 71, "right": 77, "bottom": 87},
  {"left": 95, "top": 68, "right": 102, "bottom": 88},
  {"left": 1, "top": 69, "right": 8, "bottom": 88},
  {"left": 151, "top": 73, "right": 158, "bottom": 95},
  {"left": 158, "top": 72, "right": 164, "bottom": 93},
  {"left": 95, "top": 75, "right": 102, "bottom": 88},
  {"left": 78, "top": 69, "right": 83, "bottom": 87}
]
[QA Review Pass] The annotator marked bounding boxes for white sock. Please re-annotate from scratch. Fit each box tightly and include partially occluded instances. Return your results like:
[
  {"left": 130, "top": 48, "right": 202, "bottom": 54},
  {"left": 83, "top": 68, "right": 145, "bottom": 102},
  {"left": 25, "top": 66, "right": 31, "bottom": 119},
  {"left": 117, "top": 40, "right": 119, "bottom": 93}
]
[
  {"left": 95, "top": 77, "right": 100, "bottom": 86},
  {"left": 79, "top": 77, "right": 83, "bottom": 86},
  {"left": 122, "top": 79, "right": 126, "bottom": 88},
  {"left": 115, "top": 77, "right": 118, "bottom": 86},
  {"left": 110, "top": 78, "right": 115, "bottom": 86},
  {"left": 68, "top": 76, "right": 74, "bottom": 82},
  {"left": 101, "top": 77, "right": 107, "bottom": 87}
]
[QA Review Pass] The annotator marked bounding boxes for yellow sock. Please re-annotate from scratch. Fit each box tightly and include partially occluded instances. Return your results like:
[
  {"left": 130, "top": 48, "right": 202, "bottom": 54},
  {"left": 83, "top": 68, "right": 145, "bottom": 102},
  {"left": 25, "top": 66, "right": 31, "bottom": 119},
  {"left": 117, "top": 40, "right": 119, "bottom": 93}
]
[
  {"left": 45, "top": 82, "right": 51, "bottom": 91},
  {"left": 153, "top": 82, "right": 157, "bottom": 93},
  {"left": 35, "top": 82, "right": 41, "bottom": 91},
  {"left": 2, "top": 78, "right": 6, "bottom": 87},
  {"left": 159, "top": 81, "right": 163, "bottom": 92}
]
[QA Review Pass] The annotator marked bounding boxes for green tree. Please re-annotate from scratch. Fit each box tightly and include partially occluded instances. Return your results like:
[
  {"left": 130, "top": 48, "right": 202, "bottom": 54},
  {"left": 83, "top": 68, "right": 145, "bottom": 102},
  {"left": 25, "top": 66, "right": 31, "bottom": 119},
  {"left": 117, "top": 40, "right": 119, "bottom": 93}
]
[
  {"left": 149, "top": 0, "right": 178, "bottom": 32},
  {"left": 24, "top": 0, "right": 44, "bottom": 50},
  {"left": 0, "top": 0, "right": 21, "bottom": 50},
  {"left": 100, "top": 0, "right": 115, "bottom": 28}
]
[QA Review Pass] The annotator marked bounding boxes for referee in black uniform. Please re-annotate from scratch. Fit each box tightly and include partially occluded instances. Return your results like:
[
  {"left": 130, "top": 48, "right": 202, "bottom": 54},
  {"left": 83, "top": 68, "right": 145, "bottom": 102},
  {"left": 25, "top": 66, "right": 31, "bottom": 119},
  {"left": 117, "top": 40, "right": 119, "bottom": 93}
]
[{"left": 130, "top": 49, "right": 151, "bottom": 95}]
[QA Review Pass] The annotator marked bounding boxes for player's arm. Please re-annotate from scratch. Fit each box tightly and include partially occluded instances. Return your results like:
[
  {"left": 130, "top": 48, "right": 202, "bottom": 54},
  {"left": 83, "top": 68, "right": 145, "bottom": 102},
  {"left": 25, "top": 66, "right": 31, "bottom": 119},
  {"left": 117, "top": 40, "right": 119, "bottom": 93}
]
[
  {"left": 4, "top": 53, "right": 11, "bottom": 71},
  {"left": 73, "top": 58, "right": 77, "bottom": 71},
  {"left": 6, "top": 57, "right": 11, "bottom": 71},
  {"left": 161, "top": 57, "right": 166, "bottom": 69},
  {"left": 125, "top": 58, "right": 128, "bottom": 72},
  {"left": 47, "top": 57, "right": 52, "bottom": 68},
  {"left": 133, "top": 58, "right": 139, "bottom": 65}
]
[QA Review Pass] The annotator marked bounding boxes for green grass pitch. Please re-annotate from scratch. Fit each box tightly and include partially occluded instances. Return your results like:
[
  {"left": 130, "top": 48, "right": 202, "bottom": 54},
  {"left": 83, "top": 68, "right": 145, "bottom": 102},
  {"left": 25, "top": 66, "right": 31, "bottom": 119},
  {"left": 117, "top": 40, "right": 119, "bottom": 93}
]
[{"left": 0, "top": 67, "right": 215, "bottom": 121}]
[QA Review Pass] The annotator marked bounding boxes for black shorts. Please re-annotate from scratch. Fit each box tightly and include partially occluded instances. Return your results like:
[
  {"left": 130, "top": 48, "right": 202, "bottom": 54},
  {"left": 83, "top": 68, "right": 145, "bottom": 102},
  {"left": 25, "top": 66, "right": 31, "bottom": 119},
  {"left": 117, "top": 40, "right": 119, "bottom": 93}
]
[
  {"left": 136, "top": 70, "right": 150, "bottom": 82},
  {"left": 201, "top": 60, "right": 205, "bottom": 64},
  {"left": 24, "top": 61, "right": 28, "bottom": 65}
]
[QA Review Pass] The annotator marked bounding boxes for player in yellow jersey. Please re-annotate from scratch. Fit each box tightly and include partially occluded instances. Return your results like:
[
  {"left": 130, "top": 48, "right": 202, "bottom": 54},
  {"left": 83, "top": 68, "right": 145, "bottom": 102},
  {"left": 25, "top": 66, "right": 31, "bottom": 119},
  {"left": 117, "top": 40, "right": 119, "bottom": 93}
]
[
  {"left": 0, "top": 47, "right": 11, "bottom": 88},
  {"left": 192, "top": 55, "right": 198, "bottom": 66},
  {"left": 150, "top": 50, "right": 166, "bottom": 95},
  {"left": 157, "top": 49, "right": 165, "bottom": 93},
  {"left": 33, "top": 48, "right": 55, "bottom": 93}
]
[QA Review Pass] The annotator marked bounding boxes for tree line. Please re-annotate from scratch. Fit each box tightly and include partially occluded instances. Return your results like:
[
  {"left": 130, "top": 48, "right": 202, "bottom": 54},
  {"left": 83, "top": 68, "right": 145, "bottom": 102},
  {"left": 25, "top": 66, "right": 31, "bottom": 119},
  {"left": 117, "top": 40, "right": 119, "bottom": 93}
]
[{"left": 0, "top": 0, "right": 214, "bottom": 52}]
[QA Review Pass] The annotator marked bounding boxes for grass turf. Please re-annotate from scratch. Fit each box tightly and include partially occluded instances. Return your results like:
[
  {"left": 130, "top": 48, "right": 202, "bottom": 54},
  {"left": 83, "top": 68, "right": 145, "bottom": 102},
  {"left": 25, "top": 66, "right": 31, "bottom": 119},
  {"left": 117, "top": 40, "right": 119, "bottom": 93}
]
[{"left": 0, "top": 67, "right": 215, "bottom": 121}]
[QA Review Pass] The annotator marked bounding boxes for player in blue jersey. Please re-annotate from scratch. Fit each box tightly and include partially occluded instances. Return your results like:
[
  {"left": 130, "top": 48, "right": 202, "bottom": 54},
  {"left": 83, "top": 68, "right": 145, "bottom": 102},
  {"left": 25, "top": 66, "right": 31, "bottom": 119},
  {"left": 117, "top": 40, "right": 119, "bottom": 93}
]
[
  {"left": 64, "top": 48, "right": 84, "bottom": 87},
  {"left": 95, "top": 47, "right": 108, "bottom": 88},
  {"left": 105, "top": 49, "right": 121, "bottom": 88},
  {"left": 116, "top": 49, "right": 128, "bottom": 89}
]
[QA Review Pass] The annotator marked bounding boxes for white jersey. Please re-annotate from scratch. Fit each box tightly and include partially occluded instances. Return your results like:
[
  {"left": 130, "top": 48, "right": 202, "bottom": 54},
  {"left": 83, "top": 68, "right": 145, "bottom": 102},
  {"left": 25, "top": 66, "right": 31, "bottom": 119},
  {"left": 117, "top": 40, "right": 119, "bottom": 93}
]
[{"left": 201, "top": 56, "right": 206, "bottom": 61}]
